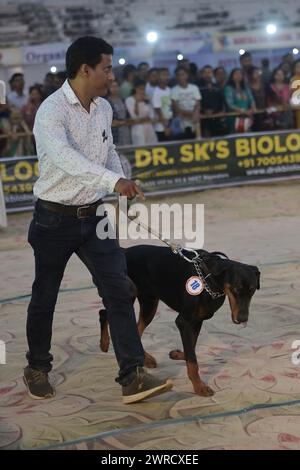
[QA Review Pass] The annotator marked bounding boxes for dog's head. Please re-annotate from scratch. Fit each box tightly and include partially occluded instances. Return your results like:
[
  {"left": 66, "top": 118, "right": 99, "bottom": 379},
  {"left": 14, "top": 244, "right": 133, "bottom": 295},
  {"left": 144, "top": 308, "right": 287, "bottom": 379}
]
[
  {"left": 223, "top": 262, "right": 260, "bottom": 325},
  {"left": 203, "top": 254, "right": 260, "bottom": 325}
]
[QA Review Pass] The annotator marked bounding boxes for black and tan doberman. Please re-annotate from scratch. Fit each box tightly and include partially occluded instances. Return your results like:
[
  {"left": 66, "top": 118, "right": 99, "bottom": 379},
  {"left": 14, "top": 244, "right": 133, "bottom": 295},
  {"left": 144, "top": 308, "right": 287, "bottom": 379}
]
[{"left": 99, "top": 245, "right": 260, "bottom": 396}]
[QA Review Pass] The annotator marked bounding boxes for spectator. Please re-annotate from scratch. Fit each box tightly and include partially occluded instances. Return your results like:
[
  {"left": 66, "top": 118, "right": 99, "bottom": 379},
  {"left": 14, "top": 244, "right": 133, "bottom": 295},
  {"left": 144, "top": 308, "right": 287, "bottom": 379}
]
[
  {"left": 261, "top": 58, "right": 272, "bottom": 86},
  {"left": 7, "top": 73, "right": 28, "bottom": 110},
  {"left": 107, "top": 80, "right": 131, "bottom": 146},
  {"left": 198, "top": 65, "right": 226, "bottom": 137},
  {"left": 280, "top": 53, "right": 293, "bottom": 81},
  {"left": 54, "top": 71, "right": 68, "bottom": 90},
  {"left": 42, "top": 72, "right": 57, "bottom": 98},
  {"left": 267, "top": 67, "right": 294, "bottom": 129},
  {"left": 214, "top": 66, "right": 227, "bottom": 90},
  {"left": 179, "top": 58, "right": 190, "bottom": 74},
  {"left": 125, "top": 80, "right": 157, "bottom": 145},
  {"left": 189, "top": 63, "right": 198, "bottom": 84},
  {"left": 21, "top": 85, "right": 44, "bottom": 131},
  {"left": 145, "top": 68, "right": 159, "bottom": 100},
  {"left": 169, "top": 58, "right": 190, "bottom": 87},
  {"left": 224, "top": 68, "right": 256, "bottom": 133},
  {"left": 248, "top": 67, "right": 271, "bottom": 131},
  {"left": 120, "top": 64, "right": 137, "bottom": 100},
  {"left": 171, "top": 66, "right": 201, "bottom": 139},
  {"left": 290, "top": 59, "right": 300, "bottom": 129},
  {"left": 152, "top": 68, "right": 173, "bottom": 141},
  {"left": 239, "top": 51, "right": 253, "bottom": 82},
  {"left": 137, "top": 62, "right": 150, "bottom": 81}
]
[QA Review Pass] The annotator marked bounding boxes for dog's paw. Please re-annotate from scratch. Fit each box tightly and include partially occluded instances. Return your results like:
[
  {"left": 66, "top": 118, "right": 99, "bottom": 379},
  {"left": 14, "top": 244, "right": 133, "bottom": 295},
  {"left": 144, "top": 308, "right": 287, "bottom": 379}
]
[
  {"left": 193, "top": 382, "right": 214, "bottom": 397},
  {"left": 169, "top": 349, "right": 185, "bottom": 361},
  {"left": 144, "top": 352, "right": 157, "bottom": 368}
]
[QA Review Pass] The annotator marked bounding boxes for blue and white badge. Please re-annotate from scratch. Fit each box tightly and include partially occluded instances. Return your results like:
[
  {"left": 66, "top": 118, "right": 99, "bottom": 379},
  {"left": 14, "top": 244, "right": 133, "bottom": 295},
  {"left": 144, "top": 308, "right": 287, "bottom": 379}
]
[{"left": 186, "top": 276, "right": 204, "bottom": 296}]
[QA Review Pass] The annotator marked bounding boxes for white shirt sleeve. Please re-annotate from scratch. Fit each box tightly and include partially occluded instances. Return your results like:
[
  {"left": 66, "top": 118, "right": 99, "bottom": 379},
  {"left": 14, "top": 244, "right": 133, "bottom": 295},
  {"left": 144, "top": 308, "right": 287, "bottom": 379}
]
[
  {"left": 193, "top": 85, "right": 202, "bottom": 101},
  {"left": 33, "top": 102, "right": 121, "bottom": 194}
]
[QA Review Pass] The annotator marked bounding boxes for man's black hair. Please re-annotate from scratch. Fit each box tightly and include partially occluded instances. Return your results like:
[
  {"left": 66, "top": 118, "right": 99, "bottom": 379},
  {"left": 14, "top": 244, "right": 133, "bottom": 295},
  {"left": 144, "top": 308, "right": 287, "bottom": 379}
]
[
  {"left": 175, "top": 66, "right": 188, "bottom": 75},
  {"left": 66, "top": 36, "right": 113, "bottom": 79},
  {"left": 137, "top": 62, "right": 149, "bottom": 70},
  {"left": 147, "top": 67, "right": 158, "bottom": 76},
  {"left": 239, "top": 51, "right": 252, "bottom": 62}
]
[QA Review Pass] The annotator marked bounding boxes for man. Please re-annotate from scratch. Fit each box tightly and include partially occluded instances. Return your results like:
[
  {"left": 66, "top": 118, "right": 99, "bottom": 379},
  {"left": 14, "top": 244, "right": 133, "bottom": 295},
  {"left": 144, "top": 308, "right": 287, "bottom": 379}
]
[
  {"left": 239, "top": 51, "right": 253, "bottom": 82},
  {"left": 24, "top": 36, "right": 173, "bottom": 404},
  {"left": 7, "top": 73, "right": 28, "bottom": 109},
  {"left": 145, "top": 68, "right": 159, "bottom": 100},
  {"left": 198, "top": 65, "right": 226, "bottom": 137},
  {"left": 214, "top": 66, "right": 227, "bottom": 90},
  {"left": 171, "top": 66, "right": 201, "bottom": 139},
  {"left": 152, "top": 68, "right": 173, "bottom": 141},
  {"left": 137, "top": 62, "right": 150, "bottom": 81}
]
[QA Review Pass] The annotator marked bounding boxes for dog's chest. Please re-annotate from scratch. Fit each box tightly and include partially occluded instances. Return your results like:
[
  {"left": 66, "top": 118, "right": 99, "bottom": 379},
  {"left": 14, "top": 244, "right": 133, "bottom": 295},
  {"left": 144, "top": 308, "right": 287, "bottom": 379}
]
[{"left": 196, "top": 304, "right": 213, "bottom": 320}]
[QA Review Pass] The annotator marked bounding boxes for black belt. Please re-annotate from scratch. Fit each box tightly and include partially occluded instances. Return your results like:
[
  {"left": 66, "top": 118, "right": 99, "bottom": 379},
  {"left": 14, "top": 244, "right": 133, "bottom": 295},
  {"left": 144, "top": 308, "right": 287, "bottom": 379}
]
[{"left": 36, "top": 198, "right": 103, "bottom": 219}]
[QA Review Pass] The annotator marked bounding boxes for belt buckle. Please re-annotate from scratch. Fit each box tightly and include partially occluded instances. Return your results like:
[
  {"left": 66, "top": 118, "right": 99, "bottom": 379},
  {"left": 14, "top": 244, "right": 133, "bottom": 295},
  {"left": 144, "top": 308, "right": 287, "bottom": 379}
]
[{"left": 77, "top": 205, "right": 90, "bottom": 219}]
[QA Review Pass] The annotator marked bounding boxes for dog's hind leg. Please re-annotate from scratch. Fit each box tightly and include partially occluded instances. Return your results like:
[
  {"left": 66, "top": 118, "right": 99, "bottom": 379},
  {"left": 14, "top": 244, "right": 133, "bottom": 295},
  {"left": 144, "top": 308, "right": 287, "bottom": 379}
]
[
  {"left": 175, "top": 313, "right": 214, "bottom": 396},
  {"left": 137, "top": 295, "right": 159, "bottom": 368},
  {"left": 98, "top": 275, "right": 136, "bottom": 352}
]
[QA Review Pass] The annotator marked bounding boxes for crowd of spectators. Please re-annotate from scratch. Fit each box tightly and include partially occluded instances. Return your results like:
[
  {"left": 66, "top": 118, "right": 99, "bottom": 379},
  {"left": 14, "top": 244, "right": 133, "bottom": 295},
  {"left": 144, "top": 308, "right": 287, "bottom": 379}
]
[{"left": 1, "top": 51, "right": 300, "bottom": 156}]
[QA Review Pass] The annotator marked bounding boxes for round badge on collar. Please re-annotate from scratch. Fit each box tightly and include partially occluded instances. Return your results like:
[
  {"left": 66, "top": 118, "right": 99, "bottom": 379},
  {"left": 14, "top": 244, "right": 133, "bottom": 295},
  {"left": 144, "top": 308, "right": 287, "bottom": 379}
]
[{"left": 186, "top": 276, "right": 204, "bottom": 296}]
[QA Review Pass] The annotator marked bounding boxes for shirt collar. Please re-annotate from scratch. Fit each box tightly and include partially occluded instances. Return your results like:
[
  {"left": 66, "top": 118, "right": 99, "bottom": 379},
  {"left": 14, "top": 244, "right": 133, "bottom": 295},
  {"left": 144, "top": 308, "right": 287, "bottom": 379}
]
[{"left": 62, "top": 80, "right": 101, "bottom": 107}]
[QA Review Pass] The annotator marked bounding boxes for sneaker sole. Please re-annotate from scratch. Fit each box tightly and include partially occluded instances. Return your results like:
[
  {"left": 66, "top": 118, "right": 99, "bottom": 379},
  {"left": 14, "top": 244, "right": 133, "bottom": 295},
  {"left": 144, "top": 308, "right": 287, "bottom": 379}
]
[
  {"left": 23, "top": 376, "right": 56, "bottom": 400},
  {"left": 123, "top": 379, "right": 173, "bottom": 404}
]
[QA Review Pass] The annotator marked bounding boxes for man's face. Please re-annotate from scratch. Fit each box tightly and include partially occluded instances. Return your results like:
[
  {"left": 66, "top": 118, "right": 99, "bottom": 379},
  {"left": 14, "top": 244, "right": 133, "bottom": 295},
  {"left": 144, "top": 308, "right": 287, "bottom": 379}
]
[
  {"left": 87, "top": 54, "right": 115, "bottom": 96},
  {"left": 241, "top": 56, "right": 252, "bottom": 69},
  {"left": 202, "top": 67, "right": 213, "bottom": 83},
  {"left": 215, "top": 68, "right": 226, "bottom": 83},
  {"left": 139, "top": 64, "right": 149, "bottom": 79},
  {"left": 148, "top": 70, "right": 159, "bottom": 86},
  {"left": 12, "top": 76, "right": 24, "bottom": 92},
  {"left": 176, "top": 69, "right": 188, "bottom": 86},
  {"left": 159, "top": 70, "right": 170, "bottom": 86}
]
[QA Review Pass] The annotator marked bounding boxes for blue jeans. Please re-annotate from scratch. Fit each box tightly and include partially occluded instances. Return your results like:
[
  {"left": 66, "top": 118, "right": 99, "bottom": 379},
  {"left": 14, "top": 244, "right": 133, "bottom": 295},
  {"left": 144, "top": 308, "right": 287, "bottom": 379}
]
[{"left": 26, "top": 199, "right": 144, "bottom": 384}]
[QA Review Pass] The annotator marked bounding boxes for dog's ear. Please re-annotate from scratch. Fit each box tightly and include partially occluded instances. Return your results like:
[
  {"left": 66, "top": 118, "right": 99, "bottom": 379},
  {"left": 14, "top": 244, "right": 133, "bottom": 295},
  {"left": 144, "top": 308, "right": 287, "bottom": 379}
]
[{"left": 204, "top": 256, "right": 228, "bottom": 276}]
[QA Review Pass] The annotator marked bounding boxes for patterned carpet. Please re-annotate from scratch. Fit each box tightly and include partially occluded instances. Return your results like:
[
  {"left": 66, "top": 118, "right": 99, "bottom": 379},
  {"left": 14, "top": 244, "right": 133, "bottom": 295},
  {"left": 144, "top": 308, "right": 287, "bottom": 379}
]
[{"left": 1, "top": 181, "right": 300, "bottom": 450}]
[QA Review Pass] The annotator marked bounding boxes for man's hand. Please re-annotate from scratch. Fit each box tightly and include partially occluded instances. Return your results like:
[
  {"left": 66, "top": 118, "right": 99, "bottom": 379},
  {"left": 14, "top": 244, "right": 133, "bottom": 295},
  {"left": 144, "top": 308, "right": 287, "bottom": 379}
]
[{"left": 114, "top": 178, "right": 145, "bottom": 200}]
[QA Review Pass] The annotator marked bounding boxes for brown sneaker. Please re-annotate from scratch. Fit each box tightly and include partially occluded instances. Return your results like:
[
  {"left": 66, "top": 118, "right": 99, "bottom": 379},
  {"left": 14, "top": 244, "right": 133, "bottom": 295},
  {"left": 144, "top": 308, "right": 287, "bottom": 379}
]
[
  {"left": 23, "top": 366, "right": 55, "bottom": 400},
  {"left": 122, "top": 367, "right": 173, "bottom": 404}
]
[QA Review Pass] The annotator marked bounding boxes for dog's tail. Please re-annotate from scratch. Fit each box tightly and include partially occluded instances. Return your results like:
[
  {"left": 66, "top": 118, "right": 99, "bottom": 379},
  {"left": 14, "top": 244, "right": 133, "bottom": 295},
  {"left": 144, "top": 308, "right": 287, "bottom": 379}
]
[{"left": 99, "top": 309, "right": 110, "bottom": 352}]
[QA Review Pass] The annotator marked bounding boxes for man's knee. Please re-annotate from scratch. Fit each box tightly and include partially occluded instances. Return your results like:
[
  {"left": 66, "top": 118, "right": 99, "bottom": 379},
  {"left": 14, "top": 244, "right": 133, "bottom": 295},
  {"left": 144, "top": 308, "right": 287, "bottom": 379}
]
[{"left": 101, "top": 273, "right": 135, "bottom": 307}]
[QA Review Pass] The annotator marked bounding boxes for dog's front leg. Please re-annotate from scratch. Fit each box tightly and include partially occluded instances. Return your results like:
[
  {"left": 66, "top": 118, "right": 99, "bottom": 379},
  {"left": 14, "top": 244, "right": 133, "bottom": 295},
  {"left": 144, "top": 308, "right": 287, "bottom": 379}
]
[{"left": 175, "top": 314, "right": 214, "bottom": 397}]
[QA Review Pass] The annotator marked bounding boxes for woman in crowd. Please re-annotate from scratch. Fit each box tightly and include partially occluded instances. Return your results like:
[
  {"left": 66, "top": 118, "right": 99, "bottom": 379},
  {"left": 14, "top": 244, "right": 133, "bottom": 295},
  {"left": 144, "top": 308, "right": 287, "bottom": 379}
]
[
  {"left": 290, "top": 59, "right": 300, "bottom": 129},
  {"left": 224, "top": 68, "right": 256, "bottom": 133},
  {"left": 125, "top": 80, "right": 157, "bottom": 145},
  {"left": 107, "top": 80, "right": 131, "bottom": 146},
  {"left": 248, "top": 67, "right": 273, "bottom": 131},
  {"left": 21, "top": 85, "right": 44, "bottom": 131},
  {"left": 267, "top": 67, "right": 294, "bottom": 129}
]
